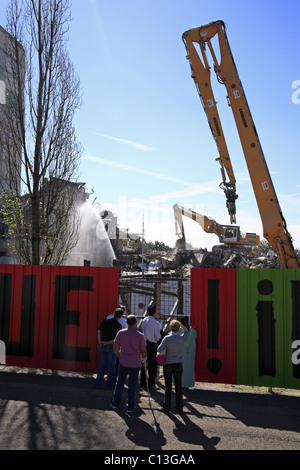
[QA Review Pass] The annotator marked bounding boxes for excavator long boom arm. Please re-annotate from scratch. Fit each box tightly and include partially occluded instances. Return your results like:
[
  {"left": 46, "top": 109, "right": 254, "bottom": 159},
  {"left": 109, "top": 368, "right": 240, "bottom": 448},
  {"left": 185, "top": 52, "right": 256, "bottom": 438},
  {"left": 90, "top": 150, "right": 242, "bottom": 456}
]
[
  {"left": 173, "top": 203, "right": 260, "bottom": 247},
  {"left": 182, "top": 21, "right": 299, "bottom": 269}
]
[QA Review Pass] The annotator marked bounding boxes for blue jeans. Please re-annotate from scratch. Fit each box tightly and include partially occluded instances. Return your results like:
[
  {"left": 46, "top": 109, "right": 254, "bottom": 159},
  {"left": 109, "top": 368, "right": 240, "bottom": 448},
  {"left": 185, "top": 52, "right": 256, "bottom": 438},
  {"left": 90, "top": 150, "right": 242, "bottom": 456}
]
[
  {"left": 111, "top": 364, "right": 140, "bottom": 411},
  {"left": 96, "top": 344, "right": 116, "bottom": 388}
]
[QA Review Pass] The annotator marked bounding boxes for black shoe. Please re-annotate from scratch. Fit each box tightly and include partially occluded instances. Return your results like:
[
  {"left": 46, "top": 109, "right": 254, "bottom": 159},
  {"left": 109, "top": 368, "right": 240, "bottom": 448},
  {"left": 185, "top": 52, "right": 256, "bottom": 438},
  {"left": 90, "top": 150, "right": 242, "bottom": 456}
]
[
  {"left": 175, "top": 407, "right": 183, "bottom": 413},
  {"left": 126, "top": 407, "right": 136, "bottom": 414}
]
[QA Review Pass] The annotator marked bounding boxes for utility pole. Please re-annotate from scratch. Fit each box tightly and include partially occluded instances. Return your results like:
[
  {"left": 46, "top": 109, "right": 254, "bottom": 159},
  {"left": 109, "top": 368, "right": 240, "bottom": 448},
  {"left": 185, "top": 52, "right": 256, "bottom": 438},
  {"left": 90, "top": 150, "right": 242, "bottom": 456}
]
[{"left": 142, "top": 210, "right": 145, "bottom": 278}]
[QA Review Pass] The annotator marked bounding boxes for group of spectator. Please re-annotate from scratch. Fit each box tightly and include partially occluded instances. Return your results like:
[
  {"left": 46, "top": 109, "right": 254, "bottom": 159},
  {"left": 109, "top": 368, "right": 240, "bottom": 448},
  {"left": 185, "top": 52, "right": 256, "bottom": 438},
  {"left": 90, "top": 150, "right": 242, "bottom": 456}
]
[{"left": 95, "top": 302, "right": 197, "bottom": 414}]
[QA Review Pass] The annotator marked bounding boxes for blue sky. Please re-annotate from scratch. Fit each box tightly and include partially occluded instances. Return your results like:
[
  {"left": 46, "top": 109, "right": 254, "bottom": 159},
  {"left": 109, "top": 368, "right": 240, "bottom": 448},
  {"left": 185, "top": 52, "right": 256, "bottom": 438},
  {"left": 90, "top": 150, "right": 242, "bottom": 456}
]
[{"left": 1, "top": 0, "right": 300, "bottom": 250}]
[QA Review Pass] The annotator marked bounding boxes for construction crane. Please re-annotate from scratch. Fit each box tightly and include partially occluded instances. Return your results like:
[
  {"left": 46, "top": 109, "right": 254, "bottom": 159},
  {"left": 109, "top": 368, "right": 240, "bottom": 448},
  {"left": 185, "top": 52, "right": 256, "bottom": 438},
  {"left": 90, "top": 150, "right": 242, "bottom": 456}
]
[
  {"left": 173, "top": 203, "right": 259, "bottom": 250},
  {"left": 182, "top": 20, "right": 299, "bottom": 269}
]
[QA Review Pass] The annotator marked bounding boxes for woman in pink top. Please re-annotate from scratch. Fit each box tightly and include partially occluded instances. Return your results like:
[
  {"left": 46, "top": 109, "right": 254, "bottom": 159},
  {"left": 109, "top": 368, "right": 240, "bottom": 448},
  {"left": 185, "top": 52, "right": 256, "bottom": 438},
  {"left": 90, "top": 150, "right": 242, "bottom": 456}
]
[{"left": 110, "top": 315, "right": 147, "bottom": 413}]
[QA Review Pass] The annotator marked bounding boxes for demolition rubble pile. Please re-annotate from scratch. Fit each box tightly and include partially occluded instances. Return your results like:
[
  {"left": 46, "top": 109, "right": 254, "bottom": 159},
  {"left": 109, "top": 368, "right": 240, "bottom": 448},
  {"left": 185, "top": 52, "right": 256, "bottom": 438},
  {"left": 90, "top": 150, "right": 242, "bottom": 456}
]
[
  {"left": 119, "top": 245, "right": 281, "bottom": 277},
  {"left": 174, "top": 246, "right": 281, "bottom": 277}
]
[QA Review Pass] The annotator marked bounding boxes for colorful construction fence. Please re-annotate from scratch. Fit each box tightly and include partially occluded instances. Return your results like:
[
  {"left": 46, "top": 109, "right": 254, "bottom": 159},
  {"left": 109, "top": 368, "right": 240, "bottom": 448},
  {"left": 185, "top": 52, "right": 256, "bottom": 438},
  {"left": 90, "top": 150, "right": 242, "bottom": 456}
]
[
  {"left": 0, "top": 265, "right": 119, "bottom": 373},
  {"left": 191, "top": 268, "right": 300, "bottom": 389},
  {"left": 1, "top": 264, "right": 300, "bottom": 390}
]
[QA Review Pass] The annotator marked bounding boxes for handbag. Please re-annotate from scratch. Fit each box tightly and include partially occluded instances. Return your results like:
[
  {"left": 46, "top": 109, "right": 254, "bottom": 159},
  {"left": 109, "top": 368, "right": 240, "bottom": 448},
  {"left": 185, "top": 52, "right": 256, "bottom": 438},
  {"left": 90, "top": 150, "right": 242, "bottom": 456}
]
[{"left": 156, "top": 351, "right": 166, "bottom": 365}]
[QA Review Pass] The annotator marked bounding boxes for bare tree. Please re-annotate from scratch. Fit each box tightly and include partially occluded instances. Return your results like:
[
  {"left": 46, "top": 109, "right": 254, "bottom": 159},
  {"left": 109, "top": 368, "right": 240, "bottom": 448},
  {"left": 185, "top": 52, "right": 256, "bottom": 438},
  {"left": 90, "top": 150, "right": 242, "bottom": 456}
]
[{"left": 0, "top": 0, "right": 82, "bottom": 265}]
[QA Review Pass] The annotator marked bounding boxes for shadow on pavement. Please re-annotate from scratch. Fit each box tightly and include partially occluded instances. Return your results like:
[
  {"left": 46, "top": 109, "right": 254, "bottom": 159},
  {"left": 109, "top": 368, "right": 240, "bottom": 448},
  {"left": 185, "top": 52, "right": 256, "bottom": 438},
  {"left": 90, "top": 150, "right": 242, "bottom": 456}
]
[{"left": 0, "top": 368, "right": 299, "bottom": 450}]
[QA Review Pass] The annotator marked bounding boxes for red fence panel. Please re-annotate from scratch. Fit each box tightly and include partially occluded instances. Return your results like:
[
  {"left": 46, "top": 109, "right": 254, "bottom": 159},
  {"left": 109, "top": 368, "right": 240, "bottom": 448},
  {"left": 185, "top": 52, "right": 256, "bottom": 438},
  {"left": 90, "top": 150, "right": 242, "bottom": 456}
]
[
  {"left": 0, "top": 265, "right": 119, "bottom": 373},
  {"left": 191, "top": 268, "right": 237, "bottom": 384}
]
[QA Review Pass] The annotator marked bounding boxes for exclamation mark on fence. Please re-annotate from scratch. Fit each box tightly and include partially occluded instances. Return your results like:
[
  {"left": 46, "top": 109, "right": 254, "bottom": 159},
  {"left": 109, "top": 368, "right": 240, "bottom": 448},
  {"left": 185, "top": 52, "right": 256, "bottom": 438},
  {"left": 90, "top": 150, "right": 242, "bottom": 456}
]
[
  {"left": 256, "top": 280, "right": 276, "bottom": 376},
  {"left": 206, "top": 279, "right": 222, "bottom": 374}
]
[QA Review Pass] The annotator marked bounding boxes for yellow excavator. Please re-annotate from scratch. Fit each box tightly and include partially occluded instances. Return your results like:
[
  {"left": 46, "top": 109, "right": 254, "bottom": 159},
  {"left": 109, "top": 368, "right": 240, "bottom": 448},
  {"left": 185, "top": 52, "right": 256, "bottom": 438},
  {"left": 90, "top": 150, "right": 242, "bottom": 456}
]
[
  {"left": 173, "top": 203, "right": 259, "bottom": 250},
  {"left": 182, "top": 20, "right": 299, "bottom": 269}
]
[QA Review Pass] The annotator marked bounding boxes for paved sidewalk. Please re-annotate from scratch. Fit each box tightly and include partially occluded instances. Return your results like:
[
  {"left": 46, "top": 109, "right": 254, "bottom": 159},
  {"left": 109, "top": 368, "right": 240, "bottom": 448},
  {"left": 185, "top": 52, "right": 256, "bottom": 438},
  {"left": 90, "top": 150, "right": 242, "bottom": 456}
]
[{"left": 0, "top": 367, "right": 299, "bottom": 451}]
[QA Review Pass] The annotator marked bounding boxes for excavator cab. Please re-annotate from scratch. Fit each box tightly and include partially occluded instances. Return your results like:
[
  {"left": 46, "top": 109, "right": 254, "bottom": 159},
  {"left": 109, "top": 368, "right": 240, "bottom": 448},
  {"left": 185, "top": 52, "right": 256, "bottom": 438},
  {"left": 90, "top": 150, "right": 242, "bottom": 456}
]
[
  {"left": 220, "top": 226, "right": 239, "bottom": 243},
  {"left": 219, "top": 225, "right": 260, "bottom": 246}
]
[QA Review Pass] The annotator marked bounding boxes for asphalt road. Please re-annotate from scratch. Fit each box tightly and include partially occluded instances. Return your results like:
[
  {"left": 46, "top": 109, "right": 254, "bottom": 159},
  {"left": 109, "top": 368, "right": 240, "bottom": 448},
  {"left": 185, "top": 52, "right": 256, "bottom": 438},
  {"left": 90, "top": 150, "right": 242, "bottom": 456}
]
[{"left": 0, "top": 367, "right": 300, "bottom": 453}]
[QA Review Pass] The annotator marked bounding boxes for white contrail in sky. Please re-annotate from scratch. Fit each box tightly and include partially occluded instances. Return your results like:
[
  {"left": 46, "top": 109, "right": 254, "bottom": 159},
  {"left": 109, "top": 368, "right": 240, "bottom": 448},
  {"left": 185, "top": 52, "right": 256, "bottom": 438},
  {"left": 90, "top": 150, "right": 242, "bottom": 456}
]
[
  {"left": 83, "top": 154, "right": 192, "bottom": 186},
  {"left": 92, "top": 132, "right": 155, "bottom": 151}
]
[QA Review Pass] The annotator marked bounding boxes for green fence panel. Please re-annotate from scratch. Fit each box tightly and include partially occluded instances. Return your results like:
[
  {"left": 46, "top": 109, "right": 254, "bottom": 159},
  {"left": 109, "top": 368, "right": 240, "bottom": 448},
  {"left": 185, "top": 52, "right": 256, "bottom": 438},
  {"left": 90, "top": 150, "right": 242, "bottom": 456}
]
[{"left": 237, "top": 269, "right": 300, "bottom": 389}]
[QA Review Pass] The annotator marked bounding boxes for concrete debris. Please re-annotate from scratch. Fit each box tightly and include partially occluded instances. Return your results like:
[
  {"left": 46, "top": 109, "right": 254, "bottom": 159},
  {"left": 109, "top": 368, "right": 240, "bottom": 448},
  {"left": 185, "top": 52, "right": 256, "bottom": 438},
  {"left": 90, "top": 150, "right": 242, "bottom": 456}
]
[
  {"left": 175, "top": 245, "right": 282, "bottom": 276},
  {"left": 119, "top": 245, "right": 282, "bottom": 277}
]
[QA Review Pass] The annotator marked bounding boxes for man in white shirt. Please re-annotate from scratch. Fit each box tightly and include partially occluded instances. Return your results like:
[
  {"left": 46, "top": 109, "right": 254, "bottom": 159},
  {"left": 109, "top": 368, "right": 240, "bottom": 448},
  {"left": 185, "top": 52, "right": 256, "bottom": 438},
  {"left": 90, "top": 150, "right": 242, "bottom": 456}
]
[{"left": 140, "top": 303, "right": 162, "bottom": 390}]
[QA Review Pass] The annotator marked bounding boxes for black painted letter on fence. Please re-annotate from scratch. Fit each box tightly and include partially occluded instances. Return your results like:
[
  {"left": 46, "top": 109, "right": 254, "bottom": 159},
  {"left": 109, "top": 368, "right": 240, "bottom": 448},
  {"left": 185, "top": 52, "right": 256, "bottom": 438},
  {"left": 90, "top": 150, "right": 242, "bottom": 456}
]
[
  {"left": 0, "top": 274, "right": 36, "bottom": 356},
  {"left": 52, "top": 275, "right": 93, "bottom": 362},
  {"left": 256, "top": 280, "right": 276, "bottom": 376},
  {"left": 206, "top": 279, "right": 222, "bottom": 374}
]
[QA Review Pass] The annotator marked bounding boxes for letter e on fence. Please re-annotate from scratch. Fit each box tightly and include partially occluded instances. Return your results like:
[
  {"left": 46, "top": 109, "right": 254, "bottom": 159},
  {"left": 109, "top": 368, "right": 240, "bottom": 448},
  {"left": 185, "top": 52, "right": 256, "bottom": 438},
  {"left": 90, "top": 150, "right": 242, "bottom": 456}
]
[{"left": 0, "top": 340, "right": 6, "bottom": 364}]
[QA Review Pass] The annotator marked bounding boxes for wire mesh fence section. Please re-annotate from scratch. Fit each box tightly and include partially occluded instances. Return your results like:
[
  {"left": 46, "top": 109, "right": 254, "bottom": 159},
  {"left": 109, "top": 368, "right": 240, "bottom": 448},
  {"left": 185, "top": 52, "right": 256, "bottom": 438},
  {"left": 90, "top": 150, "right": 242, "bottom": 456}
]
[{"left": 119, "top": 276, "right": 191, "bottom": 330}]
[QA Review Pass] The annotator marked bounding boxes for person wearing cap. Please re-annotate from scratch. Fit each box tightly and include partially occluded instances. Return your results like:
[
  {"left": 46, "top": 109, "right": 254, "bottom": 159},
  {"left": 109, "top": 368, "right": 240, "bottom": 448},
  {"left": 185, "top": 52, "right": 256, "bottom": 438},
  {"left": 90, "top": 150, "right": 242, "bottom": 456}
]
[
  {"left": 95, "top": 308, "right": 123, "bottom": 389},
  {"left": 140, "top": 303, "right": 161, "bottom": 390}
]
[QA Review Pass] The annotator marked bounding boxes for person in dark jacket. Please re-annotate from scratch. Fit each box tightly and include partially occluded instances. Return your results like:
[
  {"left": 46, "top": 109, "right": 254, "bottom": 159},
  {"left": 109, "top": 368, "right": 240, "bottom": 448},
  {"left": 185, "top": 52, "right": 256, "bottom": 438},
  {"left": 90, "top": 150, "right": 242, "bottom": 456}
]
[{"left": 95, "top": 308, "right": 122, "bottom": 389}]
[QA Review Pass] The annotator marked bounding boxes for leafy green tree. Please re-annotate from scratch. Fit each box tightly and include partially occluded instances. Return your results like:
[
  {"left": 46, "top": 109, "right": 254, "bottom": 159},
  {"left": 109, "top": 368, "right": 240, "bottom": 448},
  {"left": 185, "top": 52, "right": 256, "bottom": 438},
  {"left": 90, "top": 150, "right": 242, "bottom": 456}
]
[
  {"left": 144, "top": 240, "right": 174, "bottom": 253},
  {"left": 0, "top": 0, "right": 82, "bottom": 264},
  {"left": 253, "top": 238, "right": 274, "bottom": 255},
  {"left": 0, "top": 189, "right": 30, "bottom": 263}
]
